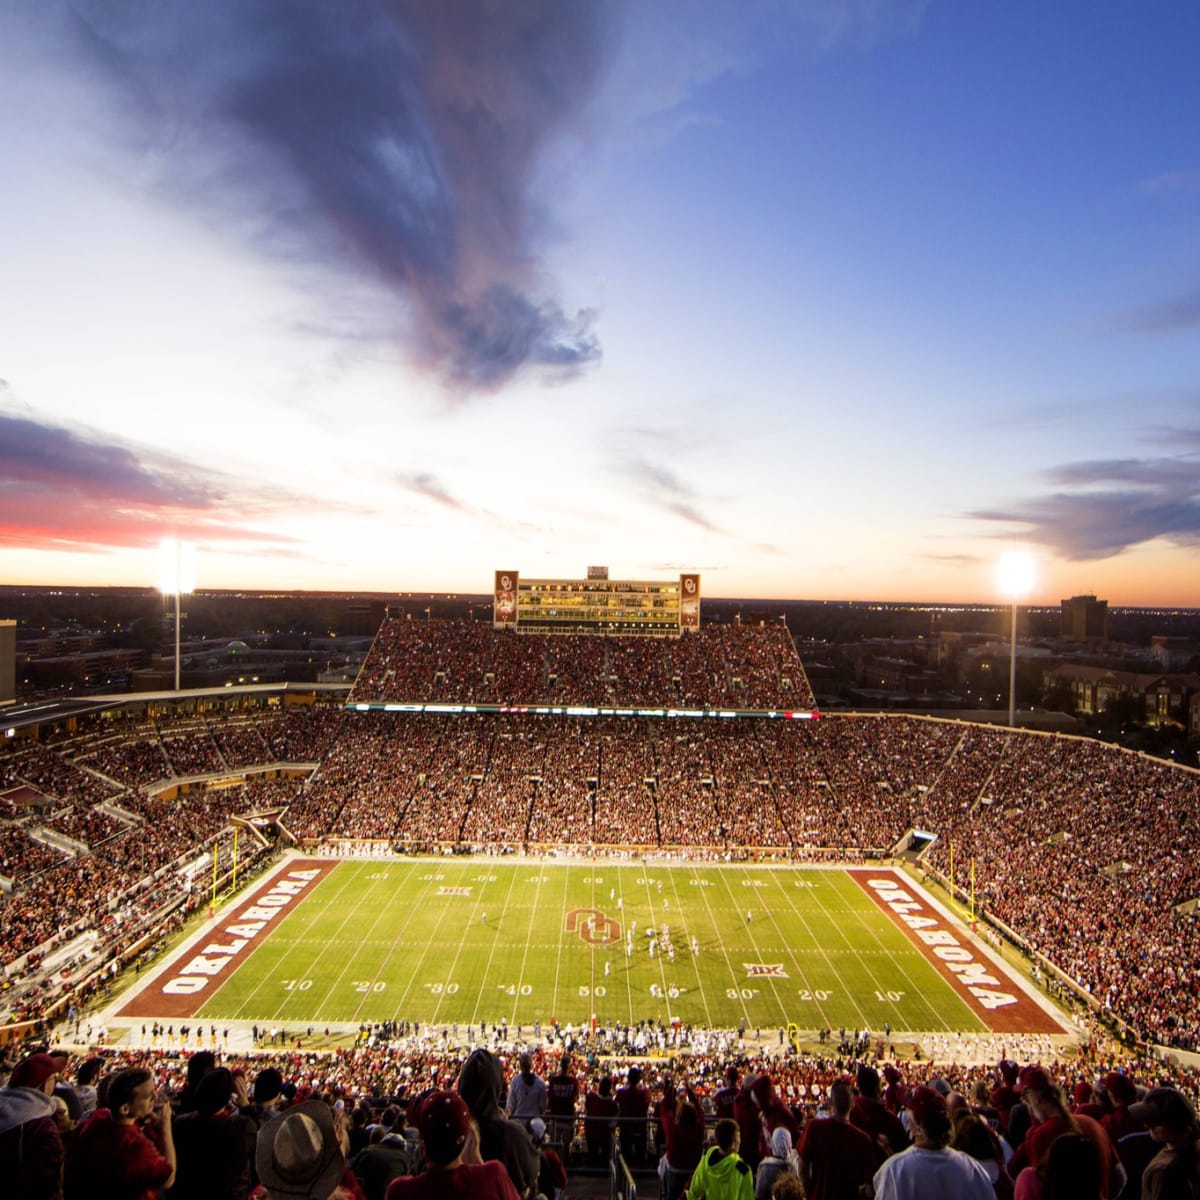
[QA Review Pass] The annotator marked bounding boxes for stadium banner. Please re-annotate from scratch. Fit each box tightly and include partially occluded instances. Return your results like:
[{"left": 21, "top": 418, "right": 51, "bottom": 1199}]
[
  {"left": 494, "top": 570, "right": 518, "bottom": 628},
  {"left": 680, "top": 573, "right": 700, "bottom": 629}
]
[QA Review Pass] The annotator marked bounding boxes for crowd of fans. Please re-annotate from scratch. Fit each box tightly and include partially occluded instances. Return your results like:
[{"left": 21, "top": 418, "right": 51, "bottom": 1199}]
[
  {"left": 3, "top": 1032, "right": 1200, "bottom": 1198},
  {"left": 349, "top": 618, "right": 817, "bottom": 711},
  {"left": 4, "top": 621, "right": 1200, "bottom": 1061}
]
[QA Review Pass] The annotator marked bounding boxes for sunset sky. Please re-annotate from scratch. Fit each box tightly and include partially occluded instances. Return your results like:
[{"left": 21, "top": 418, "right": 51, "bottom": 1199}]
[{"left": 2, "top": 2, "right": 1198, "bottom": 606}]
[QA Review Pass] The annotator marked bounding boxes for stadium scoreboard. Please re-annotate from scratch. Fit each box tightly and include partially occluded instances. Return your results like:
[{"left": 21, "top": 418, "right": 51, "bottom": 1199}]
[{"left": 494, "top": 569, "right": 700, "bottom": 636}]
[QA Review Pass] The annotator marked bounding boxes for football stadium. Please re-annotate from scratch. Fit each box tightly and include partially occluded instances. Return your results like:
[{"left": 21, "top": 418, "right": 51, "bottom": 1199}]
[{"left": 3, "top": 569, "right": 1199, "bottom": 1192}]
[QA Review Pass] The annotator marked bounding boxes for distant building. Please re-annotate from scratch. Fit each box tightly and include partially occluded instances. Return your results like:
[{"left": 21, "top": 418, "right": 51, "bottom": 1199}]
[
  {"left": 1043, "top": 662, "right": 1199, "bottom": 725},
  {"left": 1150, "top": 635, "right": 1199, "bottom": 671},
  {"left": 1060, "top": 594, "right": 1108, "bottom": 643}
]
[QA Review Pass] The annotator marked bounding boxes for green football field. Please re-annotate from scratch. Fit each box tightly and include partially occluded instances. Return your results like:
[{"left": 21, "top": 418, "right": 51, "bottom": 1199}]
[{"left": 186, "top": 860, "right": 1001, "bottom": 1033}]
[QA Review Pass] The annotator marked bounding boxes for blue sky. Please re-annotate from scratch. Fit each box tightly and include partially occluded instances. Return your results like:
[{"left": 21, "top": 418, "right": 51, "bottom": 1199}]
[{"left": 1, "top": 1, "right": 1198, "bottom": 604}]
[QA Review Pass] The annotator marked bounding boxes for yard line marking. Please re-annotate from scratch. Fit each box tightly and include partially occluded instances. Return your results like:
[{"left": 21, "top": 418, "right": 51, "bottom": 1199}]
[
  {"left": 693, "top": 863, "right": 757, "bottom": 1030},
  {"left": 208, "top": 858, "right": 358, "bottom": 1023},
  {"left": 350, "top": 861, "right": 436, "bottom": 1025},
  {"left": 666, "top": 866, "right": 713, "bottom": 1027}
]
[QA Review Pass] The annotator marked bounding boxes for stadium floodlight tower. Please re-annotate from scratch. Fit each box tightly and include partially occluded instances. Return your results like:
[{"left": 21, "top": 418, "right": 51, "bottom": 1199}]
[
  {"left": 996, "top": 550, "right": 1035, "bottom": 727},
  {"left": 159, "top": 539, "right": 196, "bottom": 692}
]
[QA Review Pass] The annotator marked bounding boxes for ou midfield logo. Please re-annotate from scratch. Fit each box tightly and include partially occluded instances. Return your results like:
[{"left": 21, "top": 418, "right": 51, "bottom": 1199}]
[{"left": 565, "top": 909, "right": 622, "bottom": 946}]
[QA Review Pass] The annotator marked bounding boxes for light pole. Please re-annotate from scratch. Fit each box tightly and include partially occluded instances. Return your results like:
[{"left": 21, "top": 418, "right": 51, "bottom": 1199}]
[
  {"left": 996, "top": 550, "right": 1034, "bottom": 727},
  {"left": 159, "top": 539, "right": 196, "bottom": 692}
]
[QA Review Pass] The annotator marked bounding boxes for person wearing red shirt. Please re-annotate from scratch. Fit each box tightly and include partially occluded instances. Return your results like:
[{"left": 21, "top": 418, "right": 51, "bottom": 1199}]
[
  {"left": 583, "top": 1076, "right": 618, "bottom": 1165},
  {"left": 615, "top": 1067, "right": 650, "bottom": 1165},
  {"left": 66, "top": 1067, "right": 176, "bottom": 1200},
  {"left": 659, "top": 1077, "right": 706, "bottom": 1200},
  {"left": 545, "top": 1057, "right": 579, "bottom": 1149},
  {"left": 849, "top": 1066, "right": 908, "bottom": 1164},
  {"left": 798, "top": 1080, "right": 875, "bottom": 1200},
  {"left": 1006, "top": 1066, "right": 1123, "bottom": 1199}
]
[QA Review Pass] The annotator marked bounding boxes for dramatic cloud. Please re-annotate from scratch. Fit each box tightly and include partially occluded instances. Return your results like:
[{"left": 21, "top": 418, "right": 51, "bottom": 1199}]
[
  {"left": 0, "top": 411, "right": 308, "bottom": 554},
  {"left": 396, "top": 471, "right": 469, "bottom": 513},
  {"left": 971, "top": 453, "right": 1200, "bottom": 560},
  {"left": 50, "top": 1, "right": 613, "bottom": 393},
  {"left": 617, "top": 456, "right": 722, "bottom": 534}
]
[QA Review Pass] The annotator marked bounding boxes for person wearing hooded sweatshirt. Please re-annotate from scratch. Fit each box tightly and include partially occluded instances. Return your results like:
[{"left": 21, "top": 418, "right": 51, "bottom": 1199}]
[
  {"left": 754, "top": 1126, "right": 799, "bottom": 1200},
  {"left": 687, "top": 1118, "right": 753, "bottom": 1200},
  {"left": 506, "top": 1054, "right": 547, "bottom": 1125},
  {"left": 456, "top": 1049, "right": 539, "bottom": 1199},
  {"left": 0, "top": 1051, "right": 68, "bottom": 1200}
]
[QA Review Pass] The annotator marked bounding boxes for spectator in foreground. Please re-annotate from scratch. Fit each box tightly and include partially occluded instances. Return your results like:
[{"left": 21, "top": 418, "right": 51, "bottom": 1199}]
[
  {"left": 349, "top": 1105, "right": 416, "bottom": 1200},
  {"left": 1016, "top": 1131, "right": 1103, "bottom": 1200},
  {"left": 1129, "top": 1087, "right": 1200, "bottom": 1199},
  {"left": 0, "top": 1051, "right": 67, "bottom": 1200},
  {"left": 658, "top": 1076, "right": 705, "bottom": 1200},
  {"left": 687, "top": 1117, "right": 753, "bottom": 1200},
  {"left": 385, "top": 1090, "right": 519, "bottom": 1200},
  {"left": 872, "top": 1086, "right": 994, "bottom": 1200},
  {"left": 529, "top": 1117, "right": 567, "bottom": 1200},
  {"left": 171, "top": 1067, "right": 255, "bottom": 1200},
  {"left": 755, "top": 1125, "right": 800, "bottom": 1200},
  {"left": 254, "top": 1098, "right": 348, "bottom": 1200},
  {"left": 797, "top": 1079, "right": 874, "bottom": 1200},
  {"left": 66, "top": 1066, "right": 176, "bottom": 1200},
  {"left": 457, "top": 1048, "right": 539, "bottom": 1198},
  {"left": 507, "top": 1053, "right": 547, "bottom": 1125},
  {"left": 583, "top": 1075, "right": 618, "bottom": 1165}
]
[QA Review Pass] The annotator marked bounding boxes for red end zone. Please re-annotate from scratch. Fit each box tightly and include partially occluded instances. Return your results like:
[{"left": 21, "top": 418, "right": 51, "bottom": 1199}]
[
  {"left": 848, "top": 869, "right": 1064, "bottom": 1035},
  {"left": 118, "top": 859, "right": 338, "bottom": 1020}
]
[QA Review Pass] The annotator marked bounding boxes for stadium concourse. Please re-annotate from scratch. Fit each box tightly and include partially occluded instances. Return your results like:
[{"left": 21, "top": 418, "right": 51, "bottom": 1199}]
[{"left": 3, "top": 617, "right": 1200, "bottom": 1069}]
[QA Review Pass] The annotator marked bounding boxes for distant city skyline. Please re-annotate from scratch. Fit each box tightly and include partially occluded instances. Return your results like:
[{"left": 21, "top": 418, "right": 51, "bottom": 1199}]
[{"left": 2, "top": 2, "right": 1198, "bottom": 606}]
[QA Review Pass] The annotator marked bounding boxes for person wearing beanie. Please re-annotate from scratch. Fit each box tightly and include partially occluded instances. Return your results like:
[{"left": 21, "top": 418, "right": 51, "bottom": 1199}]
[
  {"left": 850, "top": 1064, "right": 909, "bottom": 1164},
  {"left": 1099, "top": 1072, "right": 1143, "bottom": 1143},
  {"left": 872, "top": 1086, "right": 994, "bottom": 1199},
  {"left": 385, "top": 1089, "right": 519, "bottom": 1200},
  {"left": 0, "top": 1050, "right": 68, "bottom": 1200},
  {"left": 688, "top": 1118, "right": 753, "bottom": 1200},
  {"left": 797, "top": 1080, "right": 874, "bottom": 1200},
  {"left": 992, "top": 1061, "right": 1023, "bottom": 1131}
]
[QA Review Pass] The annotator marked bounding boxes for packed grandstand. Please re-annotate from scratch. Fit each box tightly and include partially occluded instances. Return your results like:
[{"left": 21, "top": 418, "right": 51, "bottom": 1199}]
[{"left": 3, "top": 613, "right": 1200, "bottom": 1069}]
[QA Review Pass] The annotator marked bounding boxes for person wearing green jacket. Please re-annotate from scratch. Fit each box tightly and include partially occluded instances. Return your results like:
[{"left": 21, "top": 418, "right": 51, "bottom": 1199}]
[{"left": 688, "top": 1119, "right": 754, "bottom": 1200}]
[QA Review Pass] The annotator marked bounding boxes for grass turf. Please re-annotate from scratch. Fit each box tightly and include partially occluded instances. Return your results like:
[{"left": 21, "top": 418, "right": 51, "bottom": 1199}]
[{"left": 195, "top": 860, "right": 988, "bottom": 1033}]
